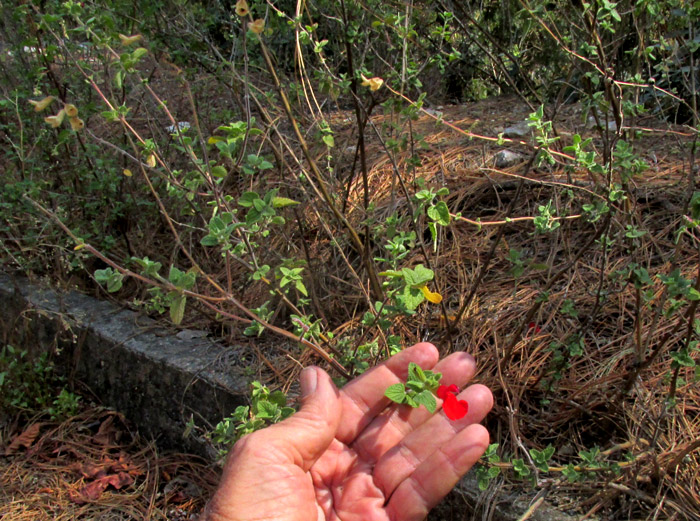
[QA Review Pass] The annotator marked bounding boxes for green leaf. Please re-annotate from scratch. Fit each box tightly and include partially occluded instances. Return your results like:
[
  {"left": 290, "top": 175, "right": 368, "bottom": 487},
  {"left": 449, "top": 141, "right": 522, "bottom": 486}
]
[
  {"left": 201, "top": 234, "right": 219, "bottom": 246},
  {"left": 543, "top": 445, "right": 555, "bottom": 460},
  {"left": 256, "top": 400, "right": 279, "bottom": 419},
  {"left": 252, "top": 265, "right": 270, "bottom": 280},
  {"left": 408, "top": 362, "right": 425, "bottom": 382},
  {"left": 562, "top": 463, "right": 581, "bottom": 483},
  {"left": 405, "top": 381, "right": 424, "bottom": 392},
  {"left": 402, "top": 264, "right": 434, "bottom": 287},
  {"left": 211, "top": 165, "right": 227, "bottom": 178},
  {"left": 512, "top": 458, "right": 530, "bottom": 477},
  {"left": 268, "top": 390, "right": 287, "bottom": 407},
  {"left": 384, "top": 383, "right": 406, "bottom": 404},
  {"left": 427, "top": 201, "right": 451, "bottom": 225},
  {"left": 94, "top": 268, "right": 124, "bottom": 293},
  {"left": 413, "top": 390, "right": 437, "bottom": 413},
  {"left": 169, "top": 294, "right": 186, "bottom": 325},
  {"left": 397, "top": 285, "right": 425, "bottom": 311},
  {"left": 322, "top": 134, "right": 335, "bottom": 147},
  {"left": 131, "top": 47, "right": 148, "bottom": 60},
  {"left": 209, "top": 216, "right": 225, "bottom": 233},
  {"left": 671, "top": 349, "right": 695, "bottom": 367},
  {"left": 272, "top": 196, "right": 300, "bottom": 208},
  {"left": 239, "top": 192, "right": 260, "bottom": 208},
  {"left": 295, "top": 280, "right": 308, "bottom": 296}
]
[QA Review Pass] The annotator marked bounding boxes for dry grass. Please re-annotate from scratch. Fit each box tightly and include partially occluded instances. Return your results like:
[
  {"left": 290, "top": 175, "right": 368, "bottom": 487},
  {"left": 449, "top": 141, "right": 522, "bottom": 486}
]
[{"left": 0, "top": 408, "right": 218, "bottom": 520}]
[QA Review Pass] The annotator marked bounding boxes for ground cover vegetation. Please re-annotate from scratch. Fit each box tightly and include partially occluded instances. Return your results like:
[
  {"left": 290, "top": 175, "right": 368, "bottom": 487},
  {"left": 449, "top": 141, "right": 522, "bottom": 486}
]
[{"left": 1, "top": 0, "right": 699, "bottom": 518}]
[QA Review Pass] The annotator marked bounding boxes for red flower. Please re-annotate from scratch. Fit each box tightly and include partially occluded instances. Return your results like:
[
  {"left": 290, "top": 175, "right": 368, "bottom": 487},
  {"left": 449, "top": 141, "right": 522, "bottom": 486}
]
[
  {"left": 437, "top": 384, "right": 459, "bottom": 400},
  {"left": 528, "top": 322, "right": 542, "bottom": 333},
  {"left": 442, "top": 393, "right": 469, "bottom": 420},
  {"left": 436, "top": 384, "right": 469, "bottom": 420}
]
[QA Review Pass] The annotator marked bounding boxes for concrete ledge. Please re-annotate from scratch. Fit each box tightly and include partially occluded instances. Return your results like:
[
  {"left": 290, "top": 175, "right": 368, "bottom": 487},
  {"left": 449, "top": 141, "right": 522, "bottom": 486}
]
[{"left": 0, "top": 273, "right": 248, "bottom": 457}]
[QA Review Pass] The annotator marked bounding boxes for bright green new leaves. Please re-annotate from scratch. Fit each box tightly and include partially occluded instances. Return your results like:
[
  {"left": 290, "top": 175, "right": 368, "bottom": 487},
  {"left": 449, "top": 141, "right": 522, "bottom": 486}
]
[
  {"left": 563, "top": 134, "right": 604, "bottom": 175},
  {"left": 95, "top": 262, "right": 195, "bottom": 325},
  {"left": 527, "top": 105, "right": 559, "bottom": 166},
  {"left": 658, "top": 269, "right": 700, "bottom": 301},
  {"left": 384, "top": 383, "right": 408, "bottom": 402},
  {"left": 384, "top": 362, "right": 442, "bottom": 413},
  {"left": 529, "top": 445, "right": 556, "bottom": 473},
  {"left": 413, "top": 185, "right": 451, "bottom": 249},
  {"left": 670, "top": 342, "right": 696, "bottom": 369},
  {"left": 426, "top": 200, "right": 450, "bottom": 226},
  {"left": 201, "top": 212, "right": 242, "bottom": 248},
  {"left": 120, "top": 47, "right": 148, "bottom": 70},
  {"left": 278, "top": 266, "right": 308, "bottom": 296},
  {"left": 271, "top": 196, "right": 300, "bottom": 209},
  {"left": 512, "top": 458, "right": 531, "bottom": 478},
  {"left": 132, "top": 256, "right": 162, "bottom": 278},
  {"left": 401, "top": 263, "right": 434, "bottom": 287},
  {"left": 475, "top": 443, "right": 502, "bottom": 490},
  {"left": 94, "top": 267, "right": 124, "bottom": 293},
  {"left": 209, "top": 120, "right": 262, "bottom": 159},
  {"left": 238, "top": 189, "right": 290, "bottom": 227},
  {"left": 243, "top": 302, "right": 273, "bottom": 337},
  {"left": 381, "top": 264, "right": 440, "bottom": 312},
  {"left": 242, "top": 154, "right": 273, "bottom": 176},
  {"left": 166, "top": 266, "right": 197, "bottom": 325},
  {"left": 533, "top": 200, "right": 561, "bottom": 234},
  {"left": 210, "top": 381, "right": 296, "bottom": 456}
]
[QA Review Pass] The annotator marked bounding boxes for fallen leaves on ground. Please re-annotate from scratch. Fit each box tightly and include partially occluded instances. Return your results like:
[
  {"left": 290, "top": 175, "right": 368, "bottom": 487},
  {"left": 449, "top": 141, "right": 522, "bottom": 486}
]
[
  {"left": 0, "top": 407, "right": 220, "bottom": 520},
  {"left": 5, "top": 422, "right": 43, "bottom": 455}
]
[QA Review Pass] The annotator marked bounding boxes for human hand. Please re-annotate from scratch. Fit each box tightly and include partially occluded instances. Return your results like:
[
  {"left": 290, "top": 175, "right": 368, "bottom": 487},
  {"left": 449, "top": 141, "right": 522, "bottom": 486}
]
[{"left": 202, "top": 342, "right": 493, "bottom": 521}]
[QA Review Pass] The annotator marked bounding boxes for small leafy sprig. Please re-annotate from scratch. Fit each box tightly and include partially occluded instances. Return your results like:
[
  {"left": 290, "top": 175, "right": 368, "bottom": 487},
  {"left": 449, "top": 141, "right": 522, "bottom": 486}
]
[
  {"left": 384, "top": 362, "right": 442, "bottom": 413},
  {"left": 210, "top": 381, "right": 295, "bottom": 458}
]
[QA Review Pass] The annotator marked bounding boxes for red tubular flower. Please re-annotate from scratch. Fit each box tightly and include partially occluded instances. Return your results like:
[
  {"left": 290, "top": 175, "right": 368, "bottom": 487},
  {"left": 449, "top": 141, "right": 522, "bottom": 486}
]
[
  {"left": 436, "top": 384, "right": 468, "bottom": 420},
  {"left": 437, "top": 384, "right": 459, "bottom": 400},
  {"left": 528, "top": 322, "right": 542, "bottom": 333},
  {"left": 442, "top": 393, "right": 469, "bottom": 420}
]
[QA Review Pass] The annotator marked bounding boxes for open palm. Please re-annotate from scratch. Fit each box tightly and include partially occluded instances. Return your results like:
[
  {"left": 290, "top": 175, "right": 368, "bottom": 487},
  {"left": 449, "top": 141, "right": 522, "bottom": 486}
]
[{"left": 203, "top": 343, "right": 493, "bottom": 521}]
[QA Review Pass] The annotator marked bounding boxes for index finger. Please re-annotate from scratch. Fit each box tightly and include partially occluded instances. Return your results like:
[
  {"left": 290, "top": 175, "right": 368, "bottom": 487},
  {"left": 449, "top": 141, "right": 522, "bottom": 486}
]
[{"left": 337, "top": 342, "right": 439, "bottom": 444}]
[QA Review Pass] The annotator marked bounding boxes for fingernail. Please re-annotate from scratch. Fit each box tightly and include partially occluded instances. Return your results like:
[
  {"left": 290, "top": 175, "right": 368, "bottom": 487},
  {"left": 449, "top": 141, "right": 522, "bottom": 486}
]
[{"left": 300, "top": 367, "right": 318, "bottom": 399}]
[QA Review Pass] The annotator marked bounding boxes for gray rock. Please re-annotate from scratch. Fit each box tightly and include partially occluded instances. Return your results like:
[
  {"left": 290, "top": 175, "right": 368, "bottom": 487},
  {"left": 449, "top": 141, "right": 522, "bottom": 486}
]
[
  {"left": 503, "top": 121, "right": 532, "bottom": 139},
  {"left": 495, "top": 149, "right": 526, "bottom": 168},
  {"left": 176, "top": 328, "right": 209, "bottom": 340},
  {"left": 587, "top": 116, "right": 617, "bottom": 132}
]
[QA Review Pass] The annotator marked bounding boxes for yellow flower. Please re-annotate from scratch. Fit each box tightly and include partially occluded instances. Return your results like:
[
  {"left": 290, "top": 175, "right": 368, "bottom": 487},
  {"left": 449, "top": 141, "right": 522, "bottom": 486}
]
[
  {"left": 45, "top": 109, "right": 66, "bottom": 128},
  {"left": 146, "top": 154, "right": 156, "bottom": 167},
  {"left": 119, "top": 34, "right": 142, "bottom": 46},
  {"left": 235, "top": 0, "right": 249, "bottom": 16},
  {"left": 64, "top": 103, "right": 78, "bottom": 117},
  {"left": 419, "top": 285, "right": 443, "bottom": 304},
  {"left": 29, "top": 96, "right": 55, "bottom": 112},
  {"left": 250, "top": 18, "right": 265, "bottom": 34},
  {"left": 123, "top": 169, "right": 133, "bottom": 177},
  {"left": 69, "top": 117, "right": 84, "bottom": 131},
  {"left": 361, "top": 74, "right": 384, "bottom": 92}
]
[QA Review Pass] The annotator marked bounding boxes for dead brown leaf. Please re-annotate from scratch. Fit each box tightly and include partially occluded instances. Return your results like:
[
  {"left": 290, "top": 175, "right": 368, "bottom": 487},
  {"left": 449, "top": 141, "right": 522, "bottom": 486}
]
[
  {"left": 5, "top": 422, "right": 43, "bottom": 455},
  {"left": 93, "top": 415, "right": 116, "bottom": 446},
  {"left": 69, "top": 471, "right": 135, "bottom": 504}
]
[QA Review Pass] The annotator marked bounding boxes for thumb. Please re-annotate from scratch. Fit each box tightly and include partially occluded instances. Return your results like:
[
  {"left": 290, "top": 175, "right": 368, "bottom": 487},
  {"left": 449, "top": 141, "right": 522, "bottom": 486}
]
[{"left": 264, "top": 366, "right": 342, "bottom": 471}]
